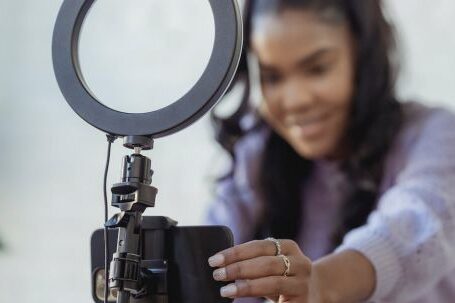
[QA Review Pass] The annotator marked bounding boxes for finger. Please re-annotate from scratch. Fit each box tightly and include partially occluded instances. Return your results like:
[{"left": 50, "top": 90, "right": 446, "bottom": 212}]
[
  {"left": 265, "top": 295, "right": 280, "bottom": 302},
  {"left": 209, "top": 240, "right": 275, "bottom": 267},
  {"left": 215, "top": 254, "right": 312, "bottom": 281},
  {"left": 220, "top": 276, "right": 306, "bottom": 299},
  {"left": 209, "top": 239, "right": 300, "bottom": 267},
  {"left": 213, "top": 255, "right": 291, "bottom": 281}
]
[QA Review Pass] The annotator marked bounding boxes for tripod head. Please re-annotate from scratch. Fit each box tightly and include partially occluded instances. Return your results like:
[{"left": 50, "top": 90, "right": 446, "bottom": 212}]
[{"left": 111, "top": 136, "right": 156, "bottom": 213}]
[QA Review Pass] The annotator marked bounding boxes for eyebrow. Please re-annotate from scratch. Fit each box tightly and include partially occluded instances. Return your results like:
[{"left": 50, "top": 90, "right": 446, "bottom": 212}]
[{"left": 259, "top": 47, "right": 336, "bottom": 72}]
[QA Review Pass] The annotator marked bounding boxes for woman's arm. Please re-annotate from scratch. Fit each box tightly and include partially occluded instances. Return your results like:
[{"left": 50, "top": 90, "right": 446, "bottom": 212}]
[
  {"left": 334, "top": 108, "right": 455, "bottom": 301},
  {"left": 330, "top": 109, "right": 455, "bottom": 302},
  {"left": 313, "top": 250, "right": 375, "bottom": 303}
]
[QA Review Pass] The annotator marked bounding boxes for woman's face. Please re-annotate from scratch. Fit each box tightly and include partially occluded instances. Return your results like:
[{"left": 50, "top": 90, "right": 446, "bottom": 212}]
[{"left": 251, "top": 9, "right": 356, "bottom": 160}]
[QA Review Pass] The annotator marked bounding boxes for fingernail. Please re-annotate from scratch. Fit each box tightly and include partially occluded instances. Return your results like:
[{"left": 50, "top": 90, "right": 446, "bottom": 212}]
[
  {"left": 220, "top": 284, "right": 237, "bottom": 297},
  {"left": 213, "top": 268, "right": 227, "bottom": 281},
  {"left": 208, "top": 254, "right": 225, "bottom": 267}
]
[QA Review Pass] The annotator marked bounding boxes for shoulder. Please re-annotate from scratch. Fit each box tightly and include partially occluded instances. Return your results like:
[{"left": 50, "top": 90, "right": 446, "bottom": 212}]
[
  {"left": 400, "top": 101, "right": 455, "bottom": 141},
  {"left": 382, "top": 101, "right": 455, "bottom": 187},
  {"left": 397, "top": 101, "right": 455, "bottom": 156}
]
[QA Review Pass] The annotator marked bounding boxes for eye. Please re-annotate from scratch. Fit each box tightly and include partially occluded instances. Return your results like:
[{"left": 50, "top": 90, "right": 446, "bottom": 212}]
[
  {"left": 306, "top": 63, "right": 330, "bottom": 77},
  {"left": 260, "top": 72, "right": 282, "bottom": 85}
]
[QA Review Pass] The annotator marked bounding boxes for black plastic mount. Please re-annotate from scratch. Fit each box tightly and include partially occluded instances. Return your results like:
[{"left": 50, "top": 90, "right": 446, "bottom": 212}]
[
  {"left": 123, "top": 136, "right": 154, "bottom": 150},
  {"left": 105, "top": 213, "right": 175, "bottom": 302},
  {"left": 111, "top": 152, "right": 158, "bottom": 212},
  {"left": 52, "top": 0, "right": 243, "bottom": 137}
]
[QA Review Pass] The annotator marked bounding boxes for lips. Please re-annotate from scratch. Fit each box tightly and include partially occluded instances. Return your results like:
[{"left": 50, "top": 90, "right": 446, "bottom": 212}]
[
  {"left": 285, "top": 112, "right": 330, "bottom": 138},
  {"left": 285, "top": 112, "right": 329, "bottom": 126}
]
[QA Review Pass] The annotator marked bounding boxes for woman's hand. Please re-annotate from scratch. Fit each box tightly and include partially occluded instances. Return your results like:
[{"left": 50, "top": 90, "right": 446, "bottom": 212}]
[{"left": 208, "top": 239, "right": 323, "bottom": 303}]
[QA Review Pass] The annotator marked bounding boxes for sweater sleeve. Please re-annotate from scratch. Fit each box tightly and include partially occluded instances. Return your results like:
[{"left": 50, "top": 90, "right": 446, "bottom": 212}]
[
  {"left": 336, "top": 108, "right": 455, "bottom": 302},
  {"left": 204, "top": 128, "right": 267, "bottom": 245}
]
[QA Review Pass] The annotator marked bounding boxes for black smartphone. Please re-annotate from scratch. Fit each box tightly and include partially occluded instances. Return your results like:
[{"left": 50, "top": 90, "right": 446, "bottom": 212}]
[{"left": 91, "top": 217, "right": 234, "bottom": 303}]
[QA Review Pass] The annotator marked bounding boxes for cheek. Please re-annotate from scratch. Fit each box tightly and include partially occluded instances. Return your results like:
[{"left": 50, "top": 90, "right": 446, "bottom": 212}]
[
  {"left": 261, "top": 86, "right": 283, "bottom": 116},
  {"left": 318, "top": 79, "right": 353, "bottom": 146},
  {"left": 258, "top": 100, "right": 293, "bottom": 148},
  {"left": 315, "top": 69, "right": 354, "bottom": 110}
]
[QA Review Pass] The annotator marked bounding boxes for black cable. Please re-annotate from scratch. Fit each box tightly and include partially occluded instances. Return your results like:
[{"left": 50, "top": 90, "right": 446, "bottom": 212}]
[{"left": 104, "top": 134, "right": 117, "bottom": 303}]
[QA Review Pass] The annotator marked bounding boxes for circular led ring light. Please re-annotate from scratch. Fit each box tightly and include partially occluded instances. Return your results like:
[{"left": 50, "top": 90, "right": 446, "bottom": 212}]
[{"left": 52, "top": 0, "right": 243, "bottom": 137}]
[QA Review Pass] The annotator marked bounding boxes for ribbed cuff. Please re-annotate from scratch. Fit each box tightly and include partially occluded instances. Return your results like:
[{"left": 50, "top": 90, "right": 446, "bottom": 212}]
[{"left": 335, "top": 228, "right": 403, "bottom": 301}]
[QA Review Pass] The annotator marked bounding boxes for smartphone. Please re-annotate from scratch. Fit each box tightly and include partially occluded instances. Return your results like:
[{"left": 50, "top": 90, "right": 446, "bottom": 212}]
[{"left": 91, "top": 216, "right": 234, "bottom": 303}]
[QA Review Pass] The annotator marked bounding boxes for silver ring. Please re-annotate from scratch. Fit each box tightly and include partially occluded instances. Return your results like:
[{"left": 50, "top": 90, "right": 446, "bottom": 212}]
[
  {"left": 279, "top": 254, "right": 291, "bottom": 277},
  {"left": 265, "top": 237, "right": 281, "bottom": 256}
]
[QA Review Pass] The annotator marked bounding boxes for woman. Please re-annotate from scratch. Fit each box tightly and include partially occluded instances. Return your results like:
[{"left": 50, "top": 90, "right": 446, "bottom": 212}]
[{"left": 205, "top": 0, "right": 455, "bottom": 302}]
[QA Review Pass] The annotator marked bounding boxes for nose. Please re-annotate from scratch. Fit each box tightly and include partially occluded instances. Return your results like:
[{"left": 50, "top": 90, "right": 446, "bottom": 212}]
[{"left": 280, "top": 77, "right": 315, "bottom": 114}]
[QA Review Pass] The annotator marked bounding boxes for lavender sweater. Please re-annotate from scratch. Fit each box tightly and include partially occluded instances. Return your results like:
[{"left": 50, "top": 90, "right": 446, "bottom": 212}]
[{"left": 205, "top": 102, "right": 455, "bottom": 303}]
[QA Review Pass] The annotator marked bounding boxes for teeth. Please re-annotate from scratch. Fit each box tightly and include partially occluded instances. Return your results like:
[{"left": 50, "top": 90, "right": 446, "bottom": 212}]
[
  {"left": 302, "top": 116, "right": 321, "bottom": 125},
  {"left": 287, "top": 114, "right": 325, "bottom": 127}
]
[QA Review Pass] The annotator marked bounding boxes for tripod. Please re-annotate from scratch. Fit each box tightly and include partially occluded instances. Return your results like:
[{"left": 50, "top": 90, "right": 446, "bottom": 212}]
[
  {"left": 98, "top": 136, "right": 233, "bottom": 303},
  {"left": 106, "top": 135, "right": 165, "bottom": 303}
]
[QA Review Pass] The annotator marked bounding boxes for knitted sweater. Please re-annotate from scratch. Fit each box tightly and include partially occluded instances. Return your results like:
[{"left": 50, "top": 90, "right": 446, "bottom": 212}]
[{"left": 205, "top": 102, "right": 455, "bottom": 302}]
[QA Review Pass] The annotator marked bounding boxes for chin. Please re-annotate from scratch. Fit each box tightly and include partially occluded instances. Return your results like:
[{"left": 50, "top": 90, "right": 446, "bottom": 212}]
[{"left": 292, "top": 142, "right": 333, "bottom": 160}]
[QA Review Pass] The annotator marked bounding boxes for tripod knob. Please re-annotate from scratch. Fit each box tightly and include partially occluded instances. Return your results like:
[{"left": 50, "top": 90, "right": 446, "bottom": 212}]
[{"left": 121, "top": 154, "right": 153, "bottom": 185}]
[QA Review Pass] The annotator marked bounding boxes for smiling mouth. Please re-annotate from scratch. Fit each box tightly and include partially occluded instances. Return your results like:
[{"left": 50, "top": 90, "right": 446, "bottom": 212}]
[
  {"left": 286, "top": 113, "right": 330, "bottom": 137},
  {"left": 286, "top": 112, "right": 329, "bottom": 127}
]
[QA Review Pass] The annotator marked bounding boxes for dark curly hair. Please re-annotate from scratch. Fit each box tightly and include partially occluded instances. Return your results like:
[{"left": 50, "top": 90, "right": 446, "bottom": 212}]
[{"left": 212, "top": 0, "right": 403, "bottom": 249}]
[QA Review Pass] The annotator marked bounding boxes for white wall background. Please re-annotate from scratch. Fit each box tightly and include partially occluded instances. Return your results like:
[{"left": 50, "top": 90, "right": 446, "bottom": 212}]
[{"left": 0, "top": 0, "right": 454, "bottom": 302}]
